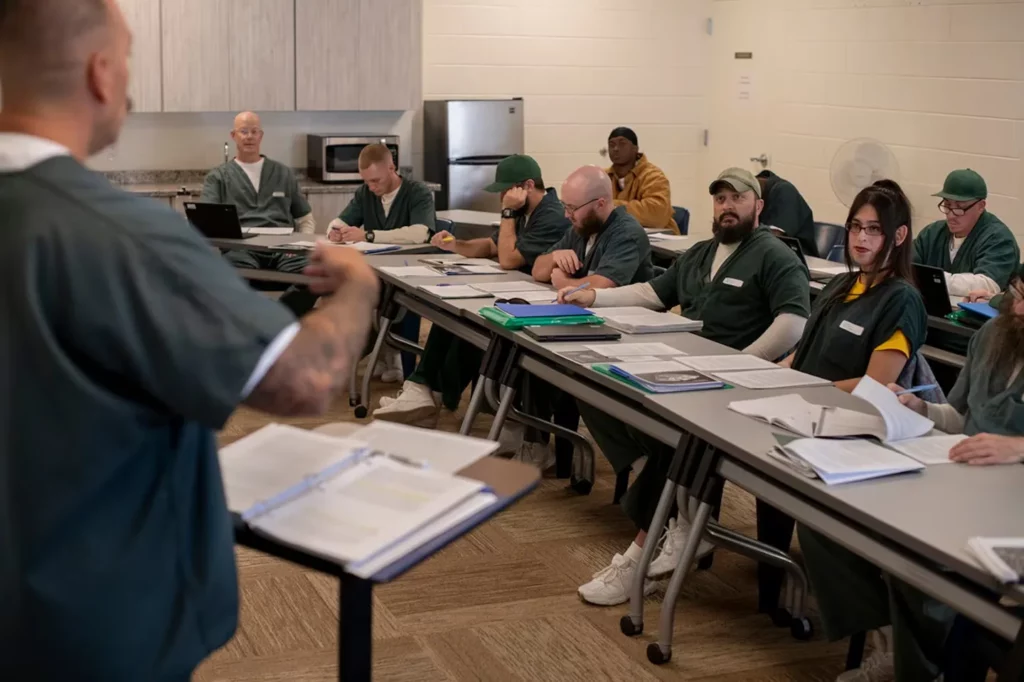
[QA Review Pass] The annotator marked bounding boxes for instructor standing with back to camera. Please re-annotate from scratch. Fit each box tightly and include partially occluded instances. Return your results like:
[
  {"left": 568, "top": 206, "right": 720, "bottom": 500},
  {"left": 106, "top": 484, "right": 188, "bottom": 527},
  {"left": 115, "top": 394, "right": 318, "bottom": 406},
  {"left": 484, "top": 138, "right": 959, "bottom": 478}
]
[{"left": 0, "top": 1, "right": 378, "bottom": 680}]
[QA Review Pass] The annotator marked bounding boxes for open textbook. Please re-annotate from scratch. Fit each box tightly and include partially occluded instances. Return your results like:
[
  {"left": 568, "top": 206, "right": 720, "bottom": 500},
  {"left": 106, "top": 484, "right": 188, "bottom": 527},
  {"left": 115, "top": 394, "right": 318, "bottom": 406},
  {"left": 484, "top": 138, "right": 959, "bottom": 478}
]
[
  {"left": 218, "top": 423, "right": 500, "bottom": 577},
  {"left": 966, "top": 537, "right": 1024, "bottom": 584},
  {"left": 768, "top": 435, "right": 925, "bottom": 485}
]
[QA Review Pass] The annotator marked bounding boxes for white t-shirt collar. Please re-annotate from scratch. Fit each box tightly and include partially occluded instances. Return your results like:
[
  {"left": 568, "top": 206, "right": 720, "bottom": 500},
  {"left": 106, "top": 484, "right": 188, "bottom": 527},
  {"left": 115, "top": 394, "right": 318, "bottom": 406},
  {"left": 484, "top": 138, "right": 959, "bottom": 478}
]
[{"left": 0, "top": 133, "right": 71, "bottom": 172}]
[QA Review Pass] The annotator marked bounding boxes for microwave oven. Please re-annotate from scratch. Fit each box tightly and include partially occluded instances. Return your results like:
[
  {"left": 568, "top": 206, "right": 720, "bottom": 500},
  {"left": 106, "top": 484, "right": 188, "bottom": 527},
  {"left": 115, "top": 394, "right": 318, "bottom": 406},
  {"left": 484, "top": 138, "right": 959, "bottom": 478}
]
[{"left": 306, "top": 134, "right": 400, "bottom": 183}]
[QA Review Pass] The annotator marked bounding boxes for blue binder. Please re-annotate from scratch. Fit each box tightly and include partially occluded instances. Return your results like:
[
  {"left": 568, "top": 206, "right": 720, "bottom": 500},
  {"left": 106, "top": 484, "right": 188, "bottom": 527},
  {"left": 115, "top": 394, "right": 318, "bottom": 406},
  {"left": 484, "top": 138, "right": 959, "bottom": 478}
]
[{"left": 495, "top": 303, "right": 593, "bottom": 318}]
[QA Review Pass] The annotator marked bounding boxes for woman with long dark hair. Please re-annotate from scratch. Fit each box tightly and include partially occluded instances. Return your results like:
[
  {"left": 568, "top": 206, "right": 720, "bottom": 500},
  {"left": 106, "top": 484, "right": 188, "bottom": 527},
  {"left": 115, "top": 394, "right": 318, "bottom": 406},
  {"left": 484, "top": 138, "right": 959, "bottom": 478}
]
[{"left": 782, "top": 179, "right": 927, "bottom": 391}]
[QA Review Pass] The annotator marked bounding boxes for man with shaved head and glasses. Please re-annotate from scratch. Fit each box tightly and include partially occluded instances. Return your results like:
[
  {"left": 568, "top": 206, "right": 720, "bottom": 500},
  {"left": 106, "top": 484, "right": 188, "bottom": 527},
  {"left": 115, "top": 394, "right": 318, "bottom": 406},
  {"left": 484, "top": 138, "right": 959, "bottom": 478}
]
[{"left": 913, "top": 169, "right": 1019, "bottom": 298}]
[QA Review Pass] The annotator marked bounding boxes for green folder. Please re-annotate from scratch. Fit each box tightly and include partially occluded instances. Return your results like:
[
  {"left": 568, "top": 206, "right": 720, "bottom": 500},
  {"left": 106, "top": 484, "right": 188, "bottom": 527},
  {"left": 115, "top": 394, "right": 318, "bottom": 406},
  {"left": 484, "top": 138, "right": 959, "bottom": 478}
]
[{"left": 479, "top": 307, "right": 605, "bottom": 330}]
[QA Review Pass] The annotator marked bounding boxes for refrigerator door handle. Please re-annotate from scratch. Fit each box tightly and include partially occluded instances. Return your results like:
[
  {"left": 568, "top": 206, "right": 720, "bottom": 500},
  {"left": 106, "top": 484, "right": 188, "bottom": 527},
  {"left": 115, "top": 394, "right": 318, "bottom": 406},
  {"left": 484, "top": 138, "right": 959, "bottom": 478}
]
[{"left": 449, "top": 156, "right": 511, "bottom": 165}]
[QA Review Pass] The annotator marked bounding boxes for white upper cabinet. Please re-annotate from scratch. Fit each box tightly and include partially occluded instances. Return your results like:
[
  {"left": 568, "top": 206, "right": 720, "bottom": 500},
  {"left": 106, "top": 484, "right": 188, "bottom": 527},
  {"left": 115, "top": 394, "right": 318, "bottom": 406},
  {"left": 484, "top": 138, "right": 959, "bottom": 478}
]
[{"left": 118, "top": 0, "right": 163, "bottom": 112}]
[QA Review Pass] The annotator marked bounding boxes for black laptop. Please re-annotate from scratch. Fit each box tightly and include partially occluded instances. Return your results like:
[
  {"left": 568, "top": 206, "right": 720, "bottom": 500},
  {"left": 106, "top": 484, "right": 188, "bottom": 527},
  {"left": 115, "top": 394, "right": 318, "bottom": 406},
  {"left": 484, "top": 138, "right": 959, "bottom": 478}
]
[
  {"left": 524, "top": 325, "right": 622, "bottom": 342},
  {"left": 185, "top": 202, "right": 256, "bottom": 240},
  {"left": 914, "top": 263, "right": 954, "bottom": 317},
  {"left": 778, "top": 235, "right": 833, "bottom": 282}
]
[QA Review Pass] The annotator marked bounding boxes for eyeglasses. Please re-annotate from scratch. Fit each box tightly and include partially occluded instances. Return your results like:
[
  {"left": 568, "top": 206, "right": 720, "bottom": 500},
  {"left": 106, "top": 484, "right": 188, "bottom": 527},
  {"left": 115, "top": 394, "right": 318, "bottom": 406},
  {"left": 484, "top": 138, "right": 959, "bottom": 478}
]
[
  {"left": 563, "top": 197, "right": 599, "bottom": 218},
  {"left": 937, "top": 200, "right": 981, "bottom": 217},
  {"left": 845, "top": 221, "right": 884, "bottom": 237},
  {"left": 235, "top": 128, "right": 263, "bottom": 137},
  {"left": 495, "top": 298, "right": 531, "bottom": 305}
]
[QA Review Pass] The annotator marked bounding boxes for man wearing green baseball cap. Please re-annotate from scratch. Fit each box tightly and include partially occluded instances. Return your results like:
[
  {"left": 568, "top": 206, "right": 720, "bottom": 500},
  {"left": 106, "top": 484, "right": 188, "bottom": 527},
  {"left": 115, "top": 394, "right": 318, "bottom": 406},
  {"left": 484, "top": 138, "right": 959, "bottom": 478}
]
[
  {"left": 376, "top": 154, "right": 571, "bottom": 469},
  {"left": 913, "top": 169, "right": 1019, "bottom": 298}
]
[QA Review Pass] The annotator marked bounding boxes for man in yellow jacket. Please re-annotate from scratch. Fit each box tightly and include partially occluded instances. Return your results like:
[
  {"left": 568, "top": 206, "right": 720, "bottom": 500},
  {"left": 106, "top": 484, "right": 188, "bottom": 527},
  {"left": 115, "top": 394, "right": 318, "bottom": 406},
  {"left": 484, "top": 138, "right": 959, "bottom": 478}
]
[{"left": 605, "top": 126, "right": 679, "bottom": 234}]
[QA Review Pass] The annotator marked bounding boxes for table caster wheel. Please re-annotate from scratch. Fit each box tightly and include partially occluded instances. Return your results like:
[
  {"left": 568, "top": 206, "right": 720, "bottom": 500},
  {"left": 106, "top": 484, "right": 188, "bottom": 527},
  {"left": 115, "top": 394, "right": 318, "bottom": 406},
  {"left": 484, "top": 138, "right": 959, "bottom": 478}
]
[
  {"left": 646, "top": 643, "right": 671, "bottom": 665},
  {"left": 790, "top": 616, "right": 813, "bottom": 641},
  {"left": 769, "top": 607, "right": 793, "bottom": 628},
  {"left": 619, "top": 615, "right": 642, "bottom": 636},
  {"left": 354, "top": 405, "right": 368, "bottom": 419},
  {"left": 569, "top": 476, "right": 593, "bottom": 495}
]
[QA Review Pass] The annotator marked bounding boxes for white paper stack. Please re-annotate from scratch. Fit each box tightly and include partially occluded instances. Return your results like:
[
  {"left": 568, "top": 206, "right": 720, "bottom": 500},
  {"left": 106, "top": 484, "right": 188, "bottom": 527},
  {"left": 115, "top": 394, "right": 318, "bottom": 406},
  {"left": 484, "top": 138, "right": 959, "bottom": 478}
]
[{"left": 597, "top": 307, "right": 703, "bottom": 334}]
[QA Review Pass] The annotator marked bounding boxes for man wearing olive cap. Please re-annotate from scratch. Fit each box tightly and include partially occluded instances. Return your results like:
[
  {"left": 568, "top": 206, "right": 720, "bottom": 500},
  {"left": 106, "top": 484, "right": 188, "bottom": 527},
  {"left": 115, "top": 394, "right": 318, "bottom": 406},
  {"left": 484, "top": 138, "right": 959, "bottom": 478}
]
[
  {"left": 605, "top": 126, "right": 679, "bottom": 233},
  {"left": 562, "top": 167, "right": 810, "bottom": 607},
  {"left": 913, "top": 169, "right": 1019, "bottom": 297}
]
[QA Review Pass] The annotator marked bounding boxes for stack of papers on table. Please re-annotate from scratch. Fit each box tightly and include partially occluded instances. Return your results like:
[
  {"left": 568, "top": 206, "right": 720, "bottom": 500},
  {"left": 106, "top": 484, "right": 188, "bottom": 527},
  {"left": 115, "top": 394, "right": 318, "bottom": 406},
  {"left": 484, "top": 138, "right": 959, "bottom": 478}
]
[
  {"left": 218, "top": 423, "right": 499, "bottom": 577},
  {"left": 380, "top": 265, "right": 445, "bottom": 278},
  {"left": 608, "top": 360, "right": 724, "bottom": 394},
  {"left": 470, "top": 281, "right": 548, "bottom": 294},
  {"left": 432, "top": 263, "right": 507, "bottom": 276},
  {"left": 967, "top": 538, "right": 1024, "bottom": 584},
  {"left": 243, "top": 226, "right": 293, "bottom": 236},
  {"left": 557, "top": 342, "right": 687, "bottom": 365},
  {"left": 275, "top": 241, "right": 401, "bottom": 254},
  {"left": 715, "top": 368, "right": 832, "bottom": 389},
  {"left": 675, "top": 354, "right": 780, "bottom": 373},
  {"left": 597, "top": 307, "right": 703, "bottom": 334},
  {"left": 769, "top": 436, "right": 925, "bottom": 485},
  {"left": 420, "top": 257, "right": 498, "bottom": 267},
  {"left": 417, "top": 284, "right": 494, "bottom": 299}
]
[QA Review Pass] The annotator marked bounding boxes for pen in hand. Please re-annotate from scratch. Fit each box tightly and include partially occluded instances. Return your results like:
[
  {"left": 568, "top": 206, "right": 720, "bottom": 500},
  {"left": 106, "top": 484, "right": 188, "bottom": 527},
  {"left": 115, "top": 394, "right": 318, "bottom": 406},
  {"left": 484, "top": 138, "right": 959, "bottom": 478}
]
[
  {"left": 553, "top": 281, "right": 591, "bottom": 303},
  {"left": 894, "top": 384, "right": 937, "bottom": 396}
]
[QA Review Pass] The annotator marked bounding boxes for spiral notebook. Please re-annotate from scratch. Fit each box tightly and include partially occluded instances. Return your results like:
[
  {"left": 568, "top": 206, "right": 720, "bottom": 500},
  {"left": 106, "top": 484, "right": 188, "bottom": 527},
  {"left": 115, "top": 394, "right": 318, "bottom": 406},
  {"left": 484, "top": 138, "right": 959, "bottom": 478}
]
[{"left": 219, "top": 423, "right": 496, "bottom": 576}]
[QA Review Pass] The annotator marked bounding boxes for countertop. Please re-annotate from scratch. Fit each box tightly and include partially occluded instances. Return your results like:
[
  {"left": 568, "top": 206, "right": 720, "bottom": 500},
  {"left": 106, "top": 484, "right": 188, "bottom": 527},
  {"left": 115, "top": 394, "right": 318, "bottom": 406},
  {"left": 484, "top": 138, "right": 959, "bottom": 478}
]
[{"left": 116, "top": 180, "right": 442, "bottom": 198}]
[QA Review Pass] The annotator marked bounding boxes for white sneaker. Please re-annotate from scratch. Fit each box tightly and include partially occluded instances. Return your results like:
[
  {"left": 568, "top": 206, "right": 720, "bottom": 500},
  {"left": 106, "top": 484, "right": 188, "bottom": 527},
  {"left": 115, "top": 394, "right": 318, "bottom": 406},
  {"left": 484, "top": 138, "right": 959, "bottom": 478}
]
[
  {"left": 372, "top": 352, "right": 403, "bottom": 384},
  {"left": 496, "top": 421, "right": 524, "bottom": 456},
  {"left": 647, "top": 517, "right": 714, "bottom": 577},
  {"left": 578, "top": 553, "right": 658, "bottom": 606},
  {"left": 373, "top": 381, "right": 440, "bottom": 426},
  {"left": 835, "top": 651, "right": 894, "bottom": 682},
  {"left": 513, "top": 440, "right": 556, "bottom": 472}
]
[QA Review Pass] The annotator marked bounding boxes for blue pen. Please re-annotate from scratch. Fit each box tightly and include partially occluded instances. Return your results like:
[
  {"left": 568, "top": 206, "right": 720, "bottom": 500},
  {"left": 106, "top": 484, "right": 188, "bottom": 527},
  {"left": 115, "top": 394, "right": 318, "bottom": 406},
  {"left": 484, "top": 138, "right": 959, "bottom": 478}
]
[
  {"left": 552, "top": 281, "right": 591, "bottom": 303},
  {"left": 895, "top": 384, "right": 938, "bottom": 396}
]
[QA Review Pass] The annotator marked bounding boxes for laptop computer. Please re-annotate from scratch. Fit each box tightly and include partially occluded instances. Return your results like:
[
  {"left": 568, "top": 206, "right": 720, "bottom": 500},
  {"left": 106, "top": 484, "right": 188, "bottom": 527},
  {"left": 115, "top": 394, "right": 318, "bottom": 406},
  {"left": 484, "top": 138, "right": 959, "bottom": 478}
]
[
  {"left": 524, "top": 325, "right": 622, "bottom": 342},
  {"left": 185, "top": 202, "right": 257, "bottom": 240},
  {"left": 778, "top": 235, "right": 834, "bottom": 282},
  {"left": 913, "top": 263, "right": 955, "bottom": 317}
]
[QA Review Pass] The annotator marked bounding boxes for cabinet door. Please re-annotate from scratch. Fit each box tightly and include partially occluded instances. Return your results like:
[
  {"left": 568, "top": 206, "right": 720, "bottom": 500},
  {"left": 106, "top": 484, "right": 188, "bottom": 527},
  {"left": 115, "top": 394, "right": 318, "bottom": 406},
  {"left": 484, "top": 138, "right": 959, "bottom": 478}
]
[
  {"left": 307, "top": 192, "right": 355, "bottom": 235},
  {"left": 162, "top": 0, "right": 231, "bottom": 112},
  {"left": 295, "top": 0, "right": 360, "bottom": 111},
  {"left": 358, "top": 0, "right": 421, "bottom": 111},
  {"left": 118, "top": 0, "right": 162, "bottom": 112},
  {"left": 229, "top": 0, "right": 295, "bottom": 111}
]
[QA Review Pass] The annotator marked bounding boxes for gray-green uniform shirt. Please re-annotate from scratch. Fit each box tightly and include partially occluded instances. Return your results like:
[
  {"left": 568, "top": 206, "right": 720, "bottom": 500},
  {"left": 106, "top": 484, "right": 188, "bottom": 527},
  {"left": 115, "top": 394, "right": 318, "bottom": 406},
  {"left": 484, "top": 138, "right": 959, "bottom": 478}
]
[
  {"left": 947, "top": 321, "right": 1024, "bottom": 436},
  {"left": 201, "top": 156, "right": 311, "bottom": 227},
  {"left": 0, "top": 156, "right": 295, "bottom": 680},
  {"left": 649, "top": 227, "right": 811, "bottom": 350},
  {"left": 545, "top": 206, "right": 654, "bottom": 285},
  {"left": 490, "top": 187, "right": 571, "bottom": 272},
  {"left": 913, "top": 211, "right": 1020, "bottom": 289},
  {"left": 792, "top": 275, "right": 927, "bottom": 383},
  {"left": 339, "top": 179, "right": 436, "bottom": 234}
]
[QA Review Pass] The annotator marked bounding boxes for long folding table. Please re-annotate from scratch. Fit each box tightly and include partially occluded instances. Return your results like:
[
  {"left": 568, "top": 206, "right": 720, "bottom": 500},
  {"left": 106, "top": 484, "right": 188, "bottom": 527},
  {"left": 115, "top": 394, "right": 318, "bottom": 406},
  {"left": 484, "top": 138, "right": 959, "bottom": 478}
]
[{"left": 360, "top": 253, "right": 1024, "bottom": 678}]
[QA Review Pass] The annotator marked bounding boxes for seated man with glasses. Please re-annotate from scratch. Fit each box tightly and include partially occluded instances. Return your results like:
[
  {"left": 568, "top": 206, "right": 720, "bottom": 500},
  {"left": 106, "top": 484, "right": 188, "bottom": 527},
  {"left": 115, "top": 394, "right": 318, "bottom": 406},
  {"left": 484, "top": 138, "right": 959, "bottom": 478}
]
[
  {"left": 913, "top": 169, "right": 1019, "bottom": 298},
  {"left": 201, "top": 111, "right": 318, "bottom": 316}
]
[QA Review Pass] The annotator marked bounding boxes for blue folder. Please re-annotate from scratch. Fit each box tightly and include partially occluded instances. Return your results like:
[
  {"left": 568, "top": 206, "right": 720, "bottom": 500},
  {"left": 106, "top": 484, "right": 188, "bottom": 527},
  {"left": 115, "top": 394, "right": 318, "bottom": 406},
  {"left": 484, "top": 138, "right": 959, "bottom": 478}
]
[
  {"left": 495, "top": 303, "right": 593, "bottom": 318},
  {"left": 958, "top": 301, "right": 999, "bottom": 319}
]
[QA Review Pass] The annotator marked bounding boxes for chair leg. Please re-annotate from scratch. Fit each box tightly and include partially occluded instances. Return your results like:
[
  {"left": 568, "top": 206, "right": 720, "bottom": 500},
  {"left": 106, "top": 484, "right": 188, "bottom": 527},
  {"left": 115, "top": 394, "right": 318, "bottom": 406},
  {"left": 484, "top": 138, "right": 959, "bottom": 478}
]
[{"left": 846, "top": 631, "right": 867, "bottom": 671}]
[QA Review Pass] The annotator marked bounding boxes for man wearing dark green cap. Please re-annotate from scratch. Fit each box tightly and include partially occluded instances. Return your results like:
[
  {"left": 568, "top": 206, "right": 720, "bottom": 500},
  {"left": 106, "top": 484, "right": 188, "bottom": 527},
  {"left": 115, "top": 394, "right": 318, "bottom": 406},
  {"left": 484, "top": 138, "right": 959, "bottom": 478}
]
[
  {"left": 430, "top": 154, "right": 571, "bottom": 271},
  {"left": 913, "top": 169, "right": 1019, "bottom": 297},
  {"left": 375, "top": 156, "right": 571, "bottom": 468},
  {"left": 562, "top": 167, "right": 810, "bottom": 607}
]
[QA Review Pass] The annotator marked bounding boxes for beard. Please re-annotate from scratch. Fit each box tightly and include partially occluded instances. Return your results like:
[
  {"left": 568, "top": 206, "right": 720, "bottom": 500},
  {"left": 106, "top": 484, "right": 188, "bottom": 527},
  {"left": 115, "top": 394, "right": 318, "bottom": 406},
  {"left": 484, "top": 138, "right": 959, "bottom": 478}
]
[
  {"left": 984, "top": 294, "right": 1024, "bottom": 378},
  {"left": 575, "top": 214, "right": 604, "bottom": 239},
  {"left": 712, "top": 211, "right": 756, "bottom": 245}
]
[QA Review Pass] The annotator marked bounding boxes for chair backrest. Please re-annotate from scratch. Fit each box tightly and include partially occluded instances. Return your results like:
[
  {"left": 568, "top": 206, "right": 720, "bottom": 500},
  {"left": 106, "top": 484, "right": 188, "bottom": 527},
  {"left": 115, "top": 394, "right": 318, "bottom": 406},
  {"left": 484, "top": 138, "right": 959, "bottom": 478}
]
[
  {"left": 896, "top": 352, "right": 948, "bottom": 405},
  {"left": 672, "top": 206, "right": 690, "bottom": 235},
  {"left": 434, "top": 217, "right": 455, "bottom": 237},
  {"left": 814, "top": 222, "right": 846, "bottom": 262}
]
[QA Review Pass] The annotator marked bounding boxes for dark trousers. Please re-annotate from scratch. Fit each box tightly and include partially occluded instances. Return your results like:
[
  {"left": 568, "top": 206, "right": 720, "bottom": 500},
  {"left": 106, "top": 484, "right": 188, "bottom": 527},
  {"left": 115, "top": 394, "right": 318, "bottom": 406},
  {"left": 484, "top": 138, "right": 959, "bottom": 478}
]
[
  {"left": 394, "top": 313, "right": 422, "bottom": 378},
  {"left": 226, "top": 249, "right": 319, "bottom": 317},
  {"left": 408, "top": 326, "right": 484, "bottom": 411}
]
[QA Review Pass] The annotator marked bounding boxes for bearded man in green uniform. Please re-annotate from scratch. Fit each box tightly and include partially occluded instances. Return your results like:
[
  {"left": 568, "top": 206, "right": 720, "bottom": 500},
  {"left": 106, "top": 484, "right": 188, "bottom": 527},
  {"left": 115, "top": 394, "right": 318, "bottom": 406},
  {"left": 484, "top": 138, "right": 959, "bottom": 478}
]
[
  {"left": 561, "top": 167, "right": 811, "bottom": 607},
  {"left": 0, "top": 1, "right": 379, "bottom": 679},
  {"left": 913, "top": 169, "right": 1019, "bottom": 297},
  {"left": 201, "top": 111, "right": 318, "bottom": 316}
]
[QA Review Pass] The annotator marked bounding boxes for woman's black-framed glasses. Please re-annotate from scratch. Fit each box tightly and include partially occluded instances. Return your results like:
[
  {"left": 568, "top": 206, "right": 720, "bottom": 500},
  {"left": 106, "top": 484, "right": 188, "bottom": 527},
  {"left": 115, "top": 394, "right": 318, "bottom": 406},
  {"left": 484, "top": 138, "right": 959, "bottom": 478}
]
[
  {"left": 563, "top": 197, "right": 599, "bottom": 218},
  {"left": 845, "top": 221, "right": 884, "bottom": 237},
  {"left": 938, "top": 199, "right": 981, "bottom": 217}
]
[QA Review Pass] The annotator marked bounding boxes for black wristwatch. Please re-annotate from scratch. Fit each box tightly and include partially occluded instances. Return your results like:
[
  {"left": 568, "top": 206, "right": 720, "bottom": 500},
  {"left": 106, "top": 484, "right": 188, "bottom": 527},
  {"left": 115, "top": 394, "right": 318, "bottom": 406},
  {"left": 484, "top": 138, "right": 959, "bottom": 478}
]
[
  {"left": 365, "top": 230, "right": 375, "bottom": 243},
  {"left": 501, "top": 208, "right": 517, "bottom": 220}
]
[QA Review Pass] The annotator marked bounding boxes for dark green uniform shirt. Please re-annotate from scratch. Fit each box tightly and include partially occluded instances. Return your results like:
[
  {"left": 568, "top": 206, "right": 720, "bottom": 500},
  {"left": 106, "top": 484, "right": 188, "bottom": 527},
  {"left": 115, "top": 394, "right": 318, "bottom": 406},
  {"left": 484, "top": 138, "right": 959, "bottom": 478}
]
[
  {"left": 792, "top": 275, "right": 928, "bottom": 382},
  {"left": 339, "top": 179, "right": 436, "bottom": 234},
  {"left": 757, "top": 170, "right": 817, "bottom": 258},
  {"left": 545, "top": 206, "right": 654, "bottom": 285},
  {"left": 948, "top": 321, "right": 1024, "bottom": 436},
  {"left": 490, "top": 187, "right": 571, "bottom": 271},
  {"left": 0, "top": 156, "right": 294, "bottom": 680},
  {"left": 649, "top": 227, "right": 811, "bottom": 351},
  {"left": 201, "top": 156, "right": 311, "bottom": 227},
  {"left": 913, "top": 211, "right": 1020, "bottom": 289}
]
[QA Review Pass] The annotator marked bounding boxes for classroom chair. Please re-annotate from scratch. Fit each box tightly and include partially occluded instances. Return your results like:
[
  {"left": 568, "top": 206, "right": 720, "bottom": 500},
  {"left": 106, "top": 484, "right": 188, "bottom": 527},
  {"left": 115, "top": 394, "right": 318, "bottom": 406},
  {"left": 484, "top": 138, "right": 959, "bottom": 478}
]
[
  {"left": 813, "top": 221, "right": 846, "bottom": 261},
  {"left": 672, "top": 206, "right": 690, "bottom": 235}
]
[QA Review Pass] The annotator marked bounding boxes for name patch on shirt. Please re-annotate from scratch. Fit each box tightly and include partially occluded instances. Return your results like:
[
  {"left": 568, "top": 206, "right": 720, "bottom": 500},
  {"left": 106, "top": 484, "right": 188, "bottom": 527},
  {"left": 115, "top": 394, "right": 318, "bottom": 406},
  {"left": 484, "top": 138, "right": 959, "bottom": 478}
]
[
  {"left": 839, "top": 320, "right": 864, "bottom": 336},
  {"left": 272, "top": 191, "right": 286, "bottom": 198},
  {"left": 723, "top": 277, "right": 744, "bottom": 288}
]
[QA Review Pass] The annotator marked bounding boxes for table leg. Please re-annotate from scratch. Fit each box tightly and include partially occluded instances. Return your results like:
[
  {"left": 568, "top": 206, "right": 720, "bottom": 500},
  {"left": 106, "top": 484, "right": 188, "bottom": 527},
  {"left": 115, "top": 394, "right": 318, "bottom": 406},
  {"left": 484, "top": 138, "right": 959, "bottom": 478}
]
[
  {"left": 998, "top": 620, "right": 1024, "bottom": 681},
  {"left": 339, "top": 573, "right": 373, "bottom": 682}
]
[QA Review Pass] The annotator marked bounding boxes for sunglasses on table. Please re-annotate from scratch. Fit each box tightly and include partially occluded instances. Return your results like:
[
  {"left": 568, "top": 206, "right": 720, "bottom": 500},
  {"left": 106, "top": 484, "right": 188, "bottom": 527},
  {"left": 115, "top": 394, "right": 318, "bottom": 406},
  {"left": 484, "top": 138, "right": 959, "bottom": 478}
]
[{"left": 495, "top": 298, "right": 531, "bottom": 305}]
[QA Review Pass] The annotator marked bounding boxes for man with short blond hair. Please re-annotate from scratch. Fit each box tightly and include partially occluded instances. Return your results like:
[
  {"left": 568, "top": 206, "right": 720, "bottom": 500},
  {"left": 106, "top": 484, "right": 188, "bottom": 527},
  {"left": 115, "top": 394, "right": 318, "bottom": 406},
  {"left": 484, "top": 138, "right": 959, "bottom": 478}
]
[{"left": 328, "top": 142, "right": 435, "bottom": 245}]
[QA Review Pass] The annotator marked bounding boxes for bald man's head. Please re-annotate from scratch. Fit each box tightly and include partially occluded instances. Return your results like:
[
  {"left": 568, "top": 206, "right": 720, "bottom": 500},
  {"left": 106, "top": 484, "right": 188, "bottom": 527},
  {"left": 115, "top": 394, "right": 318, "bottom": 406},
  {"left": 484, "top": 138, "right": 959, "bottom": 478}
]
[
  {"left": 231, "top": 112, "right": 265, "bottom": 161},
  {"left": 560, "top": 165, "right": 614, "bottom": 237},
  {"left": 0, "top": 0, "right": 132, "bottom": 156}
]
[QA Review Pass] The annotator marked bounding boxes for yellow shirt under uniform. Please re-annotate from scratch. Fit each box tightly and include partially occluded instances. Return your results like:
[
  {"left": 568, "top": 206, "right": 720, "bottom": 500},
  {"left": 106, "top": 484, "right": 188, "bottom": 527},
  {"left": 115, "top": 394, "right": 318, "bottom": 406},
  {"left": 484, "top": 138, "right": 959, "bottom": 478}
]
[{"left": 844, "top": 278, "right": 911, "bottom": 357}]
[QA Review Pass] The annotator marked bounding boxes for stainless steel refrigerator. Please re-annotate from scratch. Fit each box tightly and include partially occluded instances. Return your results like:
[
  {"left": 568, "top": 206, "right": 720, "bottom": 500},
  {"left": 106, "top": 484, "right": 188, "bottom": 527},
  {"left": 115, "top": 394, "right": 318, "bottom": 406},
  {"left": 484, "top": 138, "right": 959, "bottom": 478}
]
[{"left": 423, "top": 98, "right": 524, "bottom": 212}]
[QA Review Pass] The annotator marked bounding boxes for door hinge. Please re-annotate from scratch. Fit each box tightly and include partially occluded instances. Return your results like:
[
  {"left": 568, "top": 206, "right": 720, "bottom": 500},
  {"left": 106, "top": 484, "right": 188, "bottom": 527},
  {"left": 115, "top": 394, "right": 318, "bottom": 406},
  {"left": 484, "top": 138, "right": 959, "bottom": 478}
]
[
  {"left": 703, "top": 129, "right": 710, "bottom": 147},
  {"left": 706, "top": 18, "right": 713, "bottom": 35}
]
